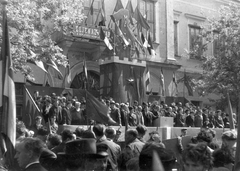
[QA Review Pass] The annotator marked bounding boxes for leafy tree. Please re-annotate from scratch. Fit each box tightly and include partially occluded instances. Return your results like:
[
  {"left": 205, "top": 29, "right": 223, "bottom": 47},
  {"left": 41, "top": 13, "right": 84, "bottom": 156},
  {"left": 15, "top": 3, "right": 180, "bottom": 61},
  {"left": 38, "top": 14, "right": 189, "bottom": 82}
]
[
  {"left": 3, "top": 0, "right": 85, "bottom": 80},
  {"left": 191, "top": 3, "right": 240, "bottom": 107}
]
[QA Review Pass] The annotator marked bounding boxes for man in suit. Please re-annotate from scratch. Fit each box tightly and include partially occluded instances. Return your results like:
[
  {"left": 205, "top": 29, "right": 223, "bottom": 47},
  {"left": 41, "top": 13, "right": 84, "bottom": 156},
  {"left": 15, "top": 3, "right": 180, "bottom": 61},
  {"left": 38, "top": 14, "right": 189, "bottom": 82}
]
[{"left": 15, "top": 137, "right": 47, "bottom": 171}]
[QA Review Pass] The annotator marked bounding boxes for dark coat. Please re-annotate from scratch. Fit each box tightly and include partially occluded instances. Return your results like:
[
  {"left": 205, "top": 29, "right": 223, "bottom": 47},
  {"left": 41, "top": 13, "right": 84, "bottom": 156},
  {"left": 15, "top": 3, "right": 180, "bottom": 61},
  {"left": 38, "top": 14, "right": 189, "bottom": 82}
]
[
  {"left": 185, "top": 115, "right": 194, "bottom": 127},
  {"left": 62, "top": 107, "right": 71, "bottom": 125},
  {"left": 48, "top": 106, "right": 62, "bottom": 125},
  {"left": 109, "top": 108, "right": 121, "bottom": 125}
]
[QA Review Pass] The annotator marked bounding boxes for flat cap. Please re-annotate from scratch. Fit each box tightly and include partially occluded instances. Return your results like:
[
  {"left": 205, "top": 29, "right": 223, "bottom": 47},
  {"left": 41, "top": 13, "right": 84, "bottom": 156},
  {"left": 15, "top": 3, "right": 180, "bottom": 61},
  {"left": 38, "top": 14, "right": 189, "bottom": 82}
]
[{"left": 222, "top": 130, "right": 237, "bottom": 140}]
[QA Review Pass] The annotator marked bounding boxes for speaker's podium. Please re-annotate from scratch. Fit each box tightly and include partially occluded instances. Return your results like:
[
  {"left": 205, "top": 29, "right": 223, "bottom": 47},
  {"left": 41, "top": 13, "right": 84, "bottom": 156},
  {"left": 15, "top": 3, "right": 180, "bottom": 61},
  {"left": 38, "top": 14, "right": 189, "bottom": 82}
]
[{"left": 153, "top": 117, "right": 174, "bottom": 127}]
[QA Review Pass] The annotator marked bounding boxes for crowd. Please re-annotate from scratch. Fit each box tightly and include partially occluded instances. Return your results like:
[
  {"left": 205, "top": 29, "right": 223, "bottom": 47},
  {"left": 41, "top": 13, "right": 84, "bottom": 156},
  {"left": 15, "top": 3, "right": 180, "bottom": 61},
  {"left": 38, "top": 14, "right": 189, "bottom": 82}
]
[
  {"left": 0, "top": 91, "right": 238, "bottom": 171},
  {"left": 0, "top": 119, "right": 238, "bottom": 171},
  {"left": 33, "top": 90, "right": 236, "bottom": 130}
]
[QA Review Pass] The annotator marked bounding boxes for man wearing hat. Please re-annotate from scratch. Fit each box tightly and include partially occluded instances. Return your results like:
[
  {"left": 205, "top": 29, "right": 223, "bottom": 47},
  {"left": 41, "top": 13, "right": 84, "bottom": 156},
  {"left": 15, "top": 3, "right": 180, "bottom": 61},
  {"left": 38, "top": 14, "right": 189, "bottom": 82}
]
[
  {"left": 15, "top": 138, "right": 47, "bottom": 171},
  {"left": 221, "top": 130, "right": 237, "bottom": 157},
  {"left": 58, "top": 138, "right": 109, "bottom": 171},
  {"left": 109, "top": 100, "right": 121, "bottom": 126}
]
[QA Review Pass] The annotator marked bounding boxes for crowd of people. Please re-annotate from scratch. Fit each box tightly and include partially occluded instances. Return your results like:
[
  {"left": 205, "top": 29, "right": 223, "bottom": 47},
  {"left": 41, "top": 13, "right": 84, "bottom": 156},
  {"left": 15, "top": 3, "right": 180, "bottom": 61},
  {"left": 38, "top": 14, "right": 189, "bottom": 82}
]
[
  {"left": 33, "top": 91, "right": 236, "bottom": 131},
  {"left": 0, "top": 91, "right": 238, "bottom": 171},
  {"left": 0, "top": 120, "right": 237, "bottom": 171}
]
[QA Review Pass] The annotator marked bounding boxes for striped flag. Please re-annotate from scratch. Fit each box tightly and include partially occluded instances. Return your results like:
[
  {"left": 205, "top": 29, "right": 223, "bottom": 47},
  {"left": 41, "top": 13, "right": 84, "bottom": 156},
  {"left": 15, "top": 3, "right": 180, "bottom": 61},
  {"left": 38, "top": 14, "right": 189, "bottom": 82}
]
[
  {"left": 159, "top": 68, "right": 165, "bottom": 96},
  {"left": 145, "top": 67, "right": 150, "bottom": 92},
  {"left": 99, "top": 26, "right": 113, "bottom": 50},
  {"left": 168, "top": 72, "right": 178, "bottom": 96},
  {"left": 0, "top": 3, "right": 16, "bottom": 169}
]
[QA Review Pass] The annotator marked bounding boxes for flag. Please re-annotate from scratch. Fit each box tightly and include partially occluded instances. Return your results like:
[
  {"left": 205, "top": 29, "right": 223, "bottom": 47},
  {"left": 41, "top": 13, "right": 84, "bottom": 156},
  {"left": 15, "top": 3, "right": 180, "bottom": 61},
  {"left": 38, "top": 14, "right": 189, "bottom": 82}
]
[
  {"left": 95, "top": 0, "right": 106, "bottom": 26},
  {"left": 147, "top": 33, "right": 155, "bottom": 55},
  {"left": 125, "top": 0, "right": 134, "bottom": 25},
  {"left": 227, "top": 93, "right": 235, "bottom": 130},
  {"left": 123, "top": 25, "right": 135, "bottom": 45},
  {"left": 0, "top": 4, "right": 16, "bottom": 169},
  {"left": 65, "top": 64, "right": 72, "bottom": 84},
  {"left": 141, "top": 33, "right": 148, "bottom": 48},
  {"left": 145, "top": 67, "right": 150, "bottom": 91},
  {"left": 45, "top": 59, "right": 63, "bottom": 79},
  {"left": 24, "top": 87, "right": 41, "bottom": 127},
  {"left": 184, "top": 72, "right": 193, "bottom": 96},
  {"left": 90, "top": 0, "right": 95, "bottom": 15},
  {"left": 99, "top": 27, "right": 113, "bottom": 50},
  {"left": 152, "top": 150, "right": 165, "bottom": 171},
  {"left": 159, "top": 68, "right": 165, "bottom": 96},
  {"left": 168, "top": 72, "right": 178, "bottom": 96},
  {"left": 27, "top": 59, "right": 48, "bottom": 73},
  {"left": 135, "top": 46, "right": 140, "bottom": 58},
  {"left": 85, "top": 91, "right": 117, "bottom": 125},
  {"left": 133, "top": 6, "right": 150, "bottom": 31},
  {"left": 83, "top": 59, "right": 88, "bottom": 80},
  {"left": 114, "top": 22, "right": 129, "bottom": 46},
  {"left": 114, "top": 0, "right": 124, "bottom": 12},
  {"left": 112, "top": 9, "right": 129, "bottom": 22}
]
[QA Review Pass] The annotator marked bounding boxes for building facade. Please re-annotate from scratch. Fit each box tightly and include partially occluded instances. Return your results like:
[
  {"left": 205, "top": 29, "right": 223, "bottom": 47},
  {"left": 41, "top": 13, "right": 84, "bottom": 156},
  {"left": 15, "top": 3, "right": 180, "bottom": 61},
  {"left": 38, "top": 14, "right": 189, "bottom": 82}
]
[{"left": 14, "top": 0, "right": 238, "bottom": 111}]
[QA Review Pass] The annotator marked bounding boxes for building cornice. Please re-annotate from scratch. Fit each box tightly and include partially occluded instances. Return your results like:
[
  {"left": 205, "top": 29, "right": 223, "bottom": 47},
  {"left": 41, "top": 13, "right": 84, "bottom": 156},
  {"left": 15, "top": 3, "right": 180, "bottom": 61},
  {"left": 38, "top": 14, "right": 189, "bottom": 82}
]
[{"left": 184, "top": 13, "right": 206, "bottom": 21}]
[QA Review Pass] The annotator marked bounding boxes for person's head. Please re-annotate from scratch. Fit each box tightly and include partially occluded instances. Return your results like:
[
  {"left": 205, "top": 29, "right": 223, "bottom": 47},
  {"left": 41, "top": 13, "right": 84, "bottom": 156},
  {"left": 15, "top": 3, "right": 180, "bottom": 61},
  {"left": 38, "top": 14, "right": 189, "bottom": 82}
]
[
  {"left": 137, "top": 106, "right": 142, "bottom": 112},
  {"left": 181, "top": 129, "right": 187, "bottom": 137},
  {"left": 35, "top": 116, "right": 42, "bottom": 125},
  {"left": 182, "top": 143, "right": 213, "bottom": 171},
  {"left": 167, "top": 107, "right": 172, "bottom": 112},
  {"left": 93, "top": 124, "right": 105, "bottom": 138},
  {"left": 139, "top": 142, "right": 176, "bottom": 171},
  {"left": 74, "top": 101, "right": 81, "bottom": 109},
  {"left": 136, "top": 125, "right": 147, "bottom": 138},
  {"left": 216, "top": 110, "right": 221, "bottom": 116},
  {"left": 110, "top": 100, "right": 115, "bottom": 109},
  {"left": 49, "top": 115, "right": 57, "bottom": 124},
  {"left": 221, "top": 130, "right": 237, "bottom": 157},
  {"left": 36, "top": 127, "right": 48, "bottom": 143},
  {"left": 129, "top": 106, "right": 134, "bottom": 113},
  {"left": 61, "top": 129, "right": 74, "bottom": 143},
  {"left": 212, "top": 147, "right": 234, "bottom": 168},
  {"left": 58, "top": 138, "right": 108, "bottom": 171},
  {"left": 15, "top": 137, "right": 46, "bottom": 168},
  {"left": 74, "top": 127, "right": 85, "bottom": 138},
  {"left": 125, "top": 129, "right": 138, "bottom": 145},
  {"left": 134, "top": 100, "right": 138, "bottom": 106},
  {"left": 66, "top": 101, "right": 72, "bottom": 109},
  {"left": 16, "top": 121, "right": 27, "bottom": 139},
  {"left": 105, "top": 127, "right": 116, "bottom": 140},
  {"left": 46, "top": 133, "right": 62, "bottom": 149}
]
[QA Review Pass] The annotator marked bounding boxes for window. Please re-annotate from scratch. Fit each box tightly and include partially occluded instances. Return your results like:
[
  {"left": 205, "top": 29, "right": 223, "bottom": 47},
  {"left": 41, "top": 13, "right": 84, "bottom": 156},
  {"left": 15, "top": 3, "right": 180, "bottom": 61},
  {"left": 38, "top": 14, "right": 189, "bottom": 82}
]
[
  {"left": 189, "top": 25, "right": 202, "bottom": 59},
  {"left": 139, "top": 0, "right": 155, "bottom": 41},
  {"left": 83, "top": 0, "right": 101, "bottom": 26},
  {"left": 174, "top": 21, "right": 178, "bottom": 56}
]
